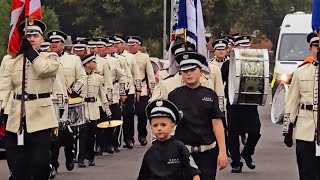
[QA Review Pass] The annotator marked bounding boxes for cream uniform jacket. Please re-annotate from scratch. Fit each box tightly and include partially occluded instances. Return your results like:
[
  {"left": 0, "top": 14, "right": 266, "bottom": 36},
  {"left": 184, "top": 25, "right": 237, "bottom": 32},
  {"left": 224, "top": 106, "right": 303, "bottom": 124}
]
[
  {"left": 0, "top": 55, "right": 14, "bottom": 115},
  {"left": 151, "top": 73, "right": 215, "bottom": 101},
  {"left": 133, "top": 51, "right": 156, "bottom": 96},
  {"left": 0, "top": 52, "right": 60, "bottom": 133},
  {"left": 52, "top": 63, "right": 68, "bottom": 100},
  {"left": 121, "top": 50, "right": 142, "bottom": 95},
  {"left": 208, "top": 63, "right": 225, "bottom": 111},
  {"left": 58, "top": 52, "right": 86, "bottom": 94},
  {"left": 106, "top": 55, "right": 128, "bottom": 104},
  {"left": 81, "top": 72, "right": 108, "bottom": 121},
  {"left": 94, "top": 55, "right": 113, "bottom": 103},
  {"left": 114, "top": 53, "right": 132, "bottom": 91},
  {"left": 284, "top": 62, "right": 318, "bottom": 142}
]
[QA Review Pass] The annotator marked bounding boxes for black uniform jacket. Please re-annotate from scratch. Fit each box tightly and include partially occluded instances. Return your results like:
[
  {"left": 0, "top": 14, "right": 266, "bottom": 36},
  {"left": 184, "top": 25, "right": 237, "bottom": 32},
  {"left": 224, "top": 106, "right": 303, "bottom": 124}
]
[
  {"left": 168, "top": 86, "right": 224, "bottom": 146},
  {"left": 137, "top": 138, "right": 200, "bottom": 180}
]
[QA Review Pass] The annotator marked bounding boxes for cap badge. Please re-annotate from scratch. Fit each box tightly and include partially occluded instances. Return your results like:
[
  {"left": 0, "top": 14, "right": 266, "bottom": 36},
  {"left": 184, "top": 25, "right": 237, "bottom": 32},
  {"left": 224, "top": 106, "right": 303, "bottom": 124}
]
[
  {"left": 53, "top": 32, "right": 56, "bottom": 35},
  {"left": 183, "top": 54, "right": 189, "bottom": 59},
  {"left": 156, "top": 100, "right": 163, "bottom": 107},
  {"left": 219, "top": 41, "right": 222, "bottom": 43},
  {"left": 244, "top": 36, "right": 247, "bottom": 39}
]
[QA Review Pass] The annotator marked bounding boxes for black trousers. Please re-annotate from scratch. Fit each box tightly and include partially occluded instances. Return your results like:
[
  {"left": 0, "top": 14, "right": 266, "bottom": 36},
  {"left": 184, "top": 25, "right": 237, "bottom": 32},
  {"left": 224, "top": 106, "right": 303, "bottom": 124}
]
[
  {"left": 5, "top": 128, "right": 52, "bottom": 180},
  {"left": 50, "top": 128, "right": 76, "bottom": 170},
  {"left": 296, "top": 140, "right": 320, "bottom": 180},
  {"left": 122, "top": 94, "right": 135, "bottom": 141},
  {"left": 96, "top": 107, "right": 109, "bottom": 151},
  {"left": 104, "top": 103, "right": 122, "bottom": 148},
  {"left": 135, "top": 96, "right": 149, "bottom": 139},
  {"left": 191, "top": 148, "right": 218, "bottom": 180},
  {"left": 227, "top": 105, "right": 261, "bottom": 164},
  {"left": 85, "top": 121, "right": 98, "bottom": 161}
]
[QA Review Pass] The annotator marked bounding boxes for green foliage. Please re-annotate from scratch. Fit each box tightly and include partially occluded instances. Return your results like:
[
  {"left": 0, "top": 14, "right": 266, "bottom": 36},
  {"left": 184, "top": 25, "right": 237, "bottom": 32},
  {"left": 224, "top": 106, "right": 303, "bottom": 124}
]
[{"left": 0, "top": 1, "right": 11, "bottom": 59}]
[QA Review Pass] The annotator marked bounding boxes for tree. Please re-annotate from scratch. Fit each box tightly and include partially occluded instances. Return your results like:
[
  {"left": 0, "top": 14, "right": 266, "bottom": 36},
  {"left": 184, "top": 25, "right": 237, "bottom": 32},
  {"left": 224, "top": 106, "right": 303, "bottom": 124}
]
[{"left": 0, "top": 1, "right": 11, "bottom": 59}]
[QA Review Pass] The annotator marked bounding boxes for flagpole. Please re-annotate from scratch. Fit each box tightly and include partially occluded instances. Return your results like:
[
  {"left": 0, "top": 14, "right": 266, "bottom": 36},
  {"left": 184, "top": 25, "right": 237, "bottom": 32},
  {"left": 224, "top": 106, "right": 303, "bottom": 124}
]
[
  {"left": 317, "top": 30, "right": 320, "bottom": 145},
  {"left": 163, "top": 0, "right": 167, "bottom": 59},
  {"left": 19, "top": 16, "right": 28, "bottom": 134}
]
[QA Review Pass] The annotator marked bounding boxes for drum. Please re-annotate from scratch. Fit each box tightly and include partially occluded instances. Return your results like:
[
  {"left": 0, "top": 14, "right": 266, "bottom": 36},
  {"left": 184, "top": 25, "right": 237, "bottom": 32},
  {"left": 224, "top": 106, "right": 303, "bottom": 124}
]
[
  {"left": 68, "top": 98, "right": 86, "bottom": 126},
  {"left": 228, "top": 49, "right": 269, "bottom": 105},
  {"left": 271, "top": 83, "right": 289, "bottom": 125}
]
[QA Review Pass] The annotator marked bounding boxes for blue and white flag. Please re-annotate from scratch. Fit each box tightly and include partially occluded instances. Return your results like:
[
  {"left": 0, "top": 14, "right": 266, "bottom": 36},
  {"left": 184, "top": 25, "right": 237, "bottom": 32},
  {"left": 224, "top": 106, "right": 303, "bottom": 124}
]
[
  {"left": 312, "top": 0, "right": 320, "bottom": 32},
  {"left": 175, "top": 0, "right": 207, "bottom": 59}
]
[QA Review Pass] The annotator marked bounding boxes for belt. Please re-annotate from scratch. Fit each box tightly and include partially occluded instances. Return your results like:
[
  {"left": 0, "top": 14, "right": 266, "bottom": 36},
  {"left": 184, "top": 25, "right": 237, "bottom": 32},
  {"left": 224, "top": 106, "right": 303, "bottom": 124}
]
[
  {"left": 300, "top": 104, "right": 318, "bottom": 111},
  {"left": 113, "top": 80, "right": 119, "bottom": 85},
  {"left": 14, "top": 93, "right": 51, "bottom": 101},
  {"left": 84, "top": 97, "right": 97, "bottom": 102},
  {"left": 185, "top": 142, "right": 216, "bottom": 153}
]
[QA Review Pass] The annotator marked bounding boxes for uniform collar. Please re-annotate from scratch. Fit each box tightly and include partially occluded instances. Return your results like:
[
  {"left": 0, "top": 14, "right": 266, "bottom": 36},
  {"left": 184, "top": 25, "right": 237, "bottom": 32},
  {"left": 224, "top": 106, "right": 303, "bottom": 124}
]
[{"left": 58, "top": 51, "right": 64, "bottom": 57}]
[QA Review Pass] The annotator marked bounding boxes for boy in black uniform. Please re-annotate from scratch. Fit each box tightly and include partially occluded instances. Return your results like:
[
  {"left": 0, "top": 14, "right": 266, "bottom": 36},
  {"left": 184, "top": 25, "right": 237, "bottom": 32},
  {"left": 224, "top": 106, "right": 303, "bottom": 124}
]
[
  {"left": 168, "top": 52, "right": 228, "bottom": 180},
  {"left": 138, "top": 99, "right": 200, "bottom": 180}
]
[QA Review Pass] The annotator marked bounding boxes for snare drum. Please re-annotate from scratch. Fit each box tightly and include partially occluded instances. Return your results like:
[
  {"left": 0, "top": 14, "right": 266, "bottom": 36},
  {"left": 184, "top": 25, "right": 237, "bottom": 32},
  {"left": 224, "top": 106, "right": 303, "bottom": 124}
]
[
  {"left": 68, "top": 98, "right": 86, "bottom": 126},
  {"left": 271, "top": 83, "right": 289, "bottom": 125},
  {"left": 228, "top": 49, "right": 269, "bottom": 105}
]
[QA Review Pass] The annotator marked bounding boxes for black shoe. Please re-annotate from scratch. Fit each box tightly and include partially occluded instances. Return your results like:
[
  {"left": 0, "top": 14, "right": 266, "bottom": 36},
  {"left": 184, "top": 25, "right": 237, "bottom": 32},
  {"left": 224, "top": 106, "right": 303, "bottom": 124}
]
[
  {"left": 138, "top": 137, "right": 148, "bottom": 146},
  {"left": 73, "top": 159, "right": 78, "bottom": 163},
  {"left": 105, "top": 146, "right": 114, "bottom": 154},
  {"left": 124, "top": 140, "right": 134, "bottom": 149},
  {"left": 114, "top": 146, "right": 121, "bottom": 153},
  {"left": 78, "top": 161, "right": 86, "bottom": 168},
  {"left": 231, "top": 162, "right": 243, "bottom": 173},
  {"left": 241, "top": 152, "right": 256, "bottom": 169},
  {"left": 88, "top": 160, "right": 95, "bottom": 166},
  {"left": 66, "top": 160, "right": 74, "bottom": 171},
  {"left": 49, "top": 164, "right": 57, "bottom": 179}
]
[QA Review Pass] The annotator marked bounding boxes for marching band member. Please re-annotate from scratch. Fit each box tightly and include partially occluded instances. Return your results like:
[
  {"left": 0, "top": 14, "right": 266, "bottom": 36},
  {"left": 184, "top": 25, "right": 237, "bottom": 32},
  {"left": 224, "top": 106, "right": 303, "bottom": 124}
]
[
  {"left": 95, "top": 37, "right": 127, "bottom": 154},
  {"left": 72, "top": 39, "right": 88, "bottom": 59},
  {"left": 93, "top": 37, "right": 114, "bottom": 155},
  {"left": 112, "top": 34, "right": 142, "bottom": 149},
  {"left": 210, "top": 39, "right": 229, "bottom": 68},
  {"left": 0, "top": 19, "right": 60, "bottom": 179},
  {"left": 283, "top": 32, "right": 320, "bottom": 180},
  {"left": 221, "top": 35, "right": 261, "bottom": 173},
  {"left": 78, "top": 54, "right": 110, "bottom": 167},
  {"left": 105, "top": 36, "right": 130, "bottom": 153},
  {"left": 86, "top": 38, "right": 98, "bottom": 54},
  {"left": 127, "top": 36, "right": 156, "bottom": 147},
  {"left": 48, "top": 30, "right": 86, "bottom": 175},
  {"left": 138, "top": 99, "right": 201, "bottom": 180},
  {"left": 209, "top": 39, "right": 230, "bottom": 156},
  {"left": 168, "top": 51, "right": 228, "bottom": 180}
]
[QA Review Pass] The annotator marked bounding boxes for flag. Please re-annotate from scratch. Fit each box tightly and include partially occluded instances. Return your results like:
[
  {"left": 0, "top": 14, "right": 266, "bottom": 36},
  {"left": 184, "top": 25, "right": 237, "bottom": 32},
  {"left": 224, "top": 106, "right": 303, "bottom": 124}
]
[
  {"left": 312, "top": 0, "right": 320, "bottom": 31},
  {"left": 7, "top": 0, "right": 42, "bottom": 56},
  {"left": 175, "top": 0, "right": 207, "bottom": 59},
  {"left": 25, "top": 0, "right": 42, "bottom": 18},
  {"left": 7, "top": 0, "right": 25, "bottom": 56}
]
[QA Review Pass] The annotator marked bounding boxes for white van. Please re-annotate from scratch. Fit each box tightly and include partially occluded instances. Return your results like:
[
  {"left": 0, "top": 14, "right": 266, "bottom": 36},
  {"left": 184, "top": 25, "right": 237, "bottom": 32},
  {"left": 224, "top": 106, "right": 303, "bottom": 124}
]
[{"left": 272, "top": 11, "right": 312, "bottom": 94}]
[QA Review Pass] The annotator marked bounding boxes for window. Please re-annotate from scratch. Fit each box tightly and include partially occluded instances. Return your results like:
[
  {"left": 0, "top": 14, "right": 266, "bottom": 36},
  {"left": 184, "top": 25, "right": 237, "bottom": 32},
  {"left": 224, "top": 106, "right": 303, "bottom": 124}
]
[{"left": 278, "top": 34, "right": 311, "bottom": 61}]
